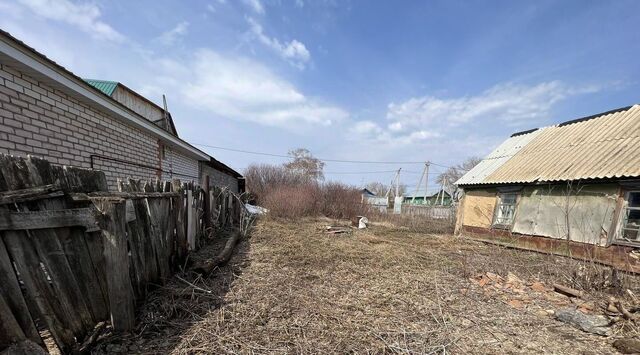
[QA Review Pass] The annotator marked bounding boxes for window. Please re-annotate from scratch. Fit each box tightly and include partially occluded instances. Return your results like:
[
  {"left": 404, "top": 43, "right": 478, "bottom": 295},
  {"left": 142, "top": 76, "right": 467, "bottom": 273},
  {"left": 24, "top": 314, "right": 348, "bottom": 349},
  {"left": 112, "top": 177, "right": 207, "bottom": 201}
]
[
  {"left": 620, "top": 191, "right": 640, "bottom": 241},
  {"left": 494, "top": 193, "right": 517, "bottom": 227}
]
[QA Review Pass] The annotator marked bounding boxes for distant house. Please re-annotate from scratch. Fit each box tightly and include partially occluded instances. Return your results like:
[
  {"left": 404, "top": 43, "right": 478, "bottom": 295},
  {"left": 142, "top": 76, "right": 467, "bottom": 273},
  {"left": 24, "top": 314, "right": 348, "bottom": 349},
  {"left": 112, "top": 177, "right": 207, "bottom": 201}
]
[
  {"left": 404, "top": 190, "right": 452, "bottom": 206},
  {"left": 361, "top": 188, "right": 388, "bottom": 212},
  {"left": 0, "top": 30, "right": 242, "bottom": 192},
  {"left": 455, "top": 105, "right": 640, "bottom": 270}
]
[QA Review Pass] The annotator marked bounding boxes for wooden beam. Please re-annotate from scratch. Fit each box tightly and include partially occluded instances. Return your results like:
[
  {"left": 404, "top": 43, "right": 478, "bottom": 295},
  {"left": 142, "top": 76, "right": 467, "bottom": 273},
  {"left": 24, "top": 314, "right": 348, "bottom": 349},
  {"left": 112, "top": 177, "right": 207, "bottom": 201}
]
[
  {"left": 0, "top": 208, "right": 99, "bottom": 232},
  {"left": 0, "top": 184, "right": 63, "bottom": 205}
]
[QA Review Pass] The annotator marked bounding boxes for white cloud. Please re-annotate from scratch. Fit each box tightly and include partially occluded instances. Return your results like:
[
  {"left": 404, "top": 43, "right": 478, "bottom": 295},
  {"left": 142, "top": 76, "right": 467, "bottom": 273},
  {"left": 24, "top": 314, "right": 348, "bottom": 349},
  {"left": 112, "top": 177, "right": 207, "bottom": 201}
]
[
  {"left": 247, "top": 17, "right": 310, "bottom": 69},
  {"left": 242, "top": 0, "right": 264, "bottom": 14},
  {"left": 16, "top": 0, "right": 124, "bottom": 42},
  {"left": 386, "top": 81, "right": 602, "bottom": 131},
  {"left": 349, "top": 120, "right": 439, "bottom": 145},
  {"left": 158, "top": 49, "right": 346, "bottom": 128},
  {"left": 350, "top": 80, "right": 603, "bottom": 146},
  {"left": 156, "top": 21, "right": 189, "bottom": 45}
]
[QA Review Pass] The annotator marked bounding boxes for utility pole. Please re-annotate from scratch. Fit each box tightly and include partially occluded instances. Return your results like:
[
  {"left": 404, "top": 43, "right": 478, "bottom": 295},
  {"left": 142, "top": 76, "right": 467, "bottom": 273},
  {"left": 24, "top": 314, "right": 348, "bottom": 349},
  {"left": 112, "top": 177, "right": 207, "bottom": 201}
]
[
  {"left": 395, "top": 168, "right": 401, "bottom": 198},
  {"left": 385, "top": 168, "right": 402, "bottom": 198},
  {"left": 424, "top": 162, "right": 430, "bottom": 205},
  {"left": 411, "top": 163, "right": 428, "bottom": 204}
]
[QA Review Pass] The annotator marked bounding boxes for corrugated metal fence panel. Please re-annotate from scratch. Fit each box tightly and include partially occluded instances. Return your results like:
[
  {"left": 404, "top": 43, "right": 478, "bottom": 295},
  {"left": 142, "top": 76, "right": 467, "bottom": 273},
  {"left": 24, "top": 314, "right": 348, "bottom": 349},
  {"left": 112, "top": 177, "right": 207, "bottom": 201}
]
[
  {"left": 455, "top": 129, "right": 543, "bottom": 186},
  {"left": 484, "top": 105, "right": 640, "bottom": 184}
]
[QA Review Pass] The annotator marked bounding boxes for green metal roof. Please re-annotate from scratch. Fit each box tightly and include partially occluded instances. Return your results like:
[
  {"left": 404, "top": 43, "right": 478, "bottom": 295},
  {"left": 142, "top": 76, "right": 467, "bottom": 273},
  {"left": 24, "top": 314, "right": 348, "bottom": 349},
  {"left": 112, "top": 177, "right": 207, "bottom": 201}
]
[{"left": 84, "top": 79, "right": 118, "bottom": 96}]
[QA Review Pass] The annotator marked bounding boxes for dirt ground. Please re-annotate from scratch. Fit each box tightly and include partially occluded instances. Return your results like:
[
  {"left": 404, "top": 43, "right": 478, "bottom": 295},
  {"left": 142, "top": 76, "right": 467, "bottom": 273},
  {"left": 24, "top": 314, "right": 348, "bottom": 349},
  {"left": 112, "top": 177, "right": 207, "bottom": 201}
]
[{"left": 93, "top": 218, "right": 640, "bottom": 354}]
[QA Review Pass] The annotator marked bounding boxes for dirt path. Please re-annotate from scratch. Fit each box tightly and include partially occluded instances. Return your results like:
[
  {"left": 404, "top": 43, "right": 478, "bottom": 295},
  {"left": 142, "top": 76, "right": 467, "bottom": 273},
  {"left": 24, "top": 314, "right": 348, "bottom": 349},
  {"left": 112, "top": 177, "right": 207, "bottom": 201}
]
[{"left": 94, "top": 218, "right": 639, "bottom": 354}]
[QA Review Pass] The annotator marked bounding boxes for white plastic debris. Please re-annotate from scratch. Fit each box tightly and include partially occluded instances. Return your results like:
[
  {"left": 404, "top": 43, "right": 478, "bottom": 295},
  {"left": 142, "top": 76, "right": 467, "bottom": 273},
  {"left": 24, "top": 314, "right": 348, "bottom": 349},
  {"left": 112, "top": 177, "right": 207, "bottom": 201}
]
[
  {"left": 245, "top": 204, "right": 268, "bottom": 215},
  {"left": 358, "top": 216, "right": 369, "bottom": 229}
]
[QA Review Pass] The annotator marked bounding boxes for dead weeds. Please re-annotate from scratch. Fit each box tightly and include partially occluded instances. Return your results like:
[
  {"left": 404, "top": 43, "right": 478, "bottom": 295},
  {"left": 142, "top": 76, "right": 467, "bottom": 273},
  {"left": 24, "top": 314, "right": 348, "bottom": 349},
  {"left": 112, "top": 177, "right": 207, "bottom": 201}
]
[{"left": 93, "top": 219, "right": 640, "bottom": 354}]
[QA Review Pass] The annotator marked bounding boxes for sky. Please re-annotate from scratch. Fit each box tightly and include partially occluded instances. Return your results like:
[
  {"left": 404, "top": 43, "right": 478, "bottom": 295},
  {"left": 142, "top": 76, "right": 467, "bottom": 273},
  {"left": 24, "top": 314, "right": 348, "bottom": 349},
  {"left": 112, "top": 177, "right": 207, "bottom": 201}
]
[{"left": 0, "top": 0, "right": 638, "bottom": 192}]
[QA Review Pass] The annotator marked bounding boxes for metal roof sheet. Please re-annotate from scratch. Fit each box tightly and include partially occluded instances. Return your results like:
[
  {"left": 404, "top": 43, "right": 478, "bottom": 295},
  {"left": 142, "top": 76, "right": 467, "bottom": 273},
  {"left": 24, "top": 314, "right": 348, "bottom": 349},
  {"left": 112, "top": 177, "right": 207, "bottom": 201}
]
[
  {"left": 84, "top": 79, "right": 118, "bottom": 96},
  {"left": 455, "top": 128, "right": 543, "bottom": 186},
  {"left": 482, "top": 104, "right": 640, "bottom": 184}
]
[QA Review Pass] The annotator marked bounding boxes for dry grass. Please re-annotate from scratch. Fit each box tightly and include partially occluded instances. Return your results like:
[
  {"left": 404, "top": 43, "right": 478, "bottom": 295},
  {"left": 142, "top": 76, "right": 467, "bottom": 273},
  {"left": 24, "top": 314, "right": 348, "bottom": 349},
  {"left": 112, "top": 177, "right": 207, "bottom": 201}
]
[{"left": 94, "top": 218, "right": 640, "bottom": 354}]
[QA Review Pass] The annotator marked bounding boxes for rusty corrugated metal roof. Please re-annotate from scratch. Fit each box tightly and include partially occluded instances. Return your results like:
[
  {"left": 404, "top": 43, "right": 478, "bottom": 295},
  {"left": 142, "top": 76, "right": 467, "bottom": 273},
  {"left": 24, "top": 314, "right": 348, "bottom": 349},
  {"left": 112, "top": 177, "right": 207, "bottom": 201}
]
[{"left": 458, "top": 104, "right": 640, "bottom": 186}]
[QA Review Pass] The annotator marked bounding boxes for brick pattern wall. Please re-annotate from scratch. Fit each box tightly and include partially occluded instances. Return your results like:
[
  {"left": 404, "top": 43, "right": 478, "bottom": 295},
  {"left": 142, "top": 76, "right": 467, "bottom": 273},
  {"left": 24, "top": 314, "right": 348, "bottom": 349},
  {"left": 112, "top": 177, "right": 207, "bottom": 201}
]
[
  {"left": 200, "top": 163, "right": 239, "bottom": 193},
  {"left": 0, "top": 63, "right": 177, "bottom": 190},
  {"left": 161, "top": 147, "right": 200, "bottom": 183}
]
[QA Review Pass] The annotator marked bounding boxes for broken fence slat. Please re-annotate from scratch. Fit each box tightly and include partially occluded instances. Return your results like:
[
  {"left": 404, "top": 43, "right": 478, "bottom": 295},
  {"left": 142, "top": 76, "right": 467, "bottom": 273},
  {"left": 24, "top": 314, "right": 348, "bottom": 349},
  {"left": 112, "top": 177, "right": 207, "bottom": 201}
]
[{"left": 0, "top": 208, "right": 99, "bottom": 232}]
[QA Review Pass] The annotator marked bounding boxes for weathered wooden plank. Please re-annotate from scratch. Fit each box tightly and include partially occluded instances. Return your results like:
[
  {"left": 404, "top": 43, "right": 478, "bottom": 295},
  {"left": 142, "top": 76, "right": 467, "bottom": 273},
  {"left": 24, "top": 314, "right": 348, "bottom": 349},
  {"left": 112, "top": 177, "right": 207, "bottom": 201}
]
[
  {"left": 146, "top": 197, "right": 171, "bottom": 281},
  {"left": 58, "top": 228, "right": 109, "bottom": 322},
  {"left": 0, "top": 184, "right": 62, "bottom": 205},
  {"left": 3, "top": 231, "right": 76, "bottom": 352},
  {"left": 0, "top": 208, "right": 99, "bottom": 232},
  {"left": 95, "top": 200, "right": 135, "bottom": 331},
  {"left": 118, "top": 182, "right": 145, "bottom": 300},
  {"left": 22, "top": 158, "right": 97, "bottom": 335},
  {"left": 0, "top": 156, "right": 80, "bottom": 351},
  {"left": 0, "top": 238, "right": 42, "bottom": 346},
  {"left": 0, "top": 291, "right": 26, "bottom": 349},
  {"left": 172, "top": 180, "right": 187, "bottom": 262},
  {"left": 186, "top": 190, "right": 195, "bottom": 251}
]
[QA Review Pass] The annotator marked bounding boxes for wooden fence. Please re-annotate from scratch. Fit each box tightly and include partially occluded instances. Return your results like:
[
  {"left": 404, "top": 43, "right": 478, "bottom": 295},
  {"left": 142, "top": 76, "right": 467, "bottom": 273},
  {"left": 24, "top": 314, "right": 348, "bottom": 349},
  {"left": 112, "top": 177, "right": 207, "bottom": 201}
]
[
  {"left": 400, "top": 204, "right": 455, "bottom": 220},
  {"left": 0, "top": 155, "right": 241, "bottom": 353}
]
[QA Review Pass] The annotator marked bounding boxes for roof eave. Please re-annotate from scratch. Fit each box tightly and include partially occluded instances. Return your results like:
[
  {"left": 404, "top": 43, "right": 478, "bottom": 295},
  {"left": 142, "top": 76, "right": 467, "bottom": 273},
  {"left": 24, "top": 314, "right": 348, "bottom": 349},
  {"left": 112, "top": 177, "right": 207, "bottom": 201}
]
[{"left": 0, "top": 31, "right": 208, "bottom": 161}]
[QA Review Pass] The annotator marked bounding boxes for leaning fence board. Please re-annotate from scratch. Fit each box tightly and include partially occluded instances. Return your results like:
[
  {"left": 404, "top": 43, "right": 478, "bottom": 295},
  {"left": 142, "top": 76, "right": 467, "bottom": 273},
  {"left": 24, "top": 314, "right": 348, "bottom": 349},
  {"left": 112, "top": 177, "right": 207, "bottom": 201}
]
[
  {"left": 3, "top": 231, "right": 76, "bottom": 352},
  {"left": 0, "top": 292, "right": 25, "bottom": 349},
  {"left": 95, "top": 201, "right": 135, "bottom": 331},
  {"left": 0, "top": 208, "right": 99, "bottom": 231}
]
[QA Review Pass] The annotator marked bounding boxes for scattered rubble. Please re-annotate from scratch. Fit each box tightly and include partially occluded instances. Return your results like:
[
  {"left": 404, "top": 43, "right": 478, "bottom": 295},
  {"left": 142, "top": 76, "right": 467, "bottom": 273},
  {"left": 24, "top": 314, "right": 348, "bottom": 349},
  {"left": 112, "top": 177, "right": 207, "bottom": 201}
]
[
  {"left": 554, "top": 308, "right": 610, "bottom": 336},
  {"left": 613, "top": 338, "right": 640, "bottom": 354}
]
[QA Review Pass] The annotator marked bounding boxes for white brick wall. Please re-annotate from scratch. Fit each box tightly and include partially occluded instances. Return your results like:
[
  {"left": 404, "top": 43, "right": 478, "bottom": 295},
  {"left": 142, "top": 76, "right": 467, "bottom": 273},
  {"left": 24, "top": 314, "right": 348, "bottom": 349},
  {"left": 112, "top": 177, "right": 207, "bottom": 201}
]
[{"left": 0, "top": 63, "right": 183, "bottom": 190}]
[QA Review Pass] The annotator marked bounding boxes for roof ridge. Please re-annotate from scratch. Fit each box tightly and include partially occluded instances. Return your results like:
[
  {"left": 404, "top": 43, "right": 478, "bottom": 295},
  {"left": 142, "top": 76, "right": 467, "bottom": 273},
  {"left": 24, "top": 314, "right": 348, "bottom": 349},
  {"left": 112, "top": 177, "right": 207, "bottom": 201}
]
[{"left": 509, "top": 104, "right": 637, "bottom": 138}]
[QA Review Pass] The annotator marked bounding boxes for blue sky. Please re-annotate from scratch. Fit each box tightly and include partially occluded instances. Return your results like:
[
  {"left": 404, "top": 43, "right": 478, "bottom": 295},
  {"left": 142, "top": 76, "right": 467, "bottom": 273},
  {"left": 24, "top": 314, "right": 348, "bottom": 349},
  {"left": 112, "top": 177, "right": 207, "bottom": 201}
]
[{"left": 0, "top": 0, "right": 638, "bottom": 191}]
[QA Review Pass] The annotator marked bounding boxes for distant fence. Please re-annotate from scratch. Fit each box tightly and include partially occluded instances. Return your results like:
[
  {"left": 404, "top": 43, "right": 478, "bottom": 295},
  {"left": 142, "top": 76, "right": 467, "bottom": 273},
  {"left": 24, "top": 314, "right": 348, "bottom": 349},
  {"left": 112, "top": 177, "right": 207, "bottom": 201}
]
[
  {"left": 0, "top": 155, "right": 241, "bottom": 353},
  {"left": 400, "top": 204, "right": 455, "bottom": 220}
]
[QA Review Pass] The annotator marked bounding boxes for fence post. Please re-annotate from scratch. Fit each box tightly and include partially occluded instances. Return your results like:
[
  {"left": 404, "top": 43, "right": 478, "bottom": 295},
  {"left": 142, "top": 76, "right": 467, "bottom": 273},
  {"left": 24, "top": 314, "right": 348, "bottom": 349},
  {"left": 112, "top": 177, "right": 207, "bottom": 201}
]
[
  {"left": 186, "top": 189, "right": 195, "bottom": 250},
  {"left": 204, "top": 176, "right": 211, "bottom": 234},
  {"left": 96, "top": 200, "right": 135, "bottom": 332}
]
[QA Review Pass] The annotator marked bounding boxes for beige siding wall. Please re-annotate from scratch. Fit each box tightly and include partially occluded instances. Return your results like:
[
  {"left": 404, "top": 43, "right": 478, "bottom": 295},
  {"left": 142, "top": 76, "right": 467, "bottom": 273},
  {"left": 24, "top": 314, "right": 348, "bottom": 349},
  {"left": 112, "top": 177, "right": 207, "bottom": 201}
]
[
  {"left": 461, "top": 188, "right": 497, "bottom": 228},
  {"left": 0, "top": 63, "right": 165, "bottom": 190}
]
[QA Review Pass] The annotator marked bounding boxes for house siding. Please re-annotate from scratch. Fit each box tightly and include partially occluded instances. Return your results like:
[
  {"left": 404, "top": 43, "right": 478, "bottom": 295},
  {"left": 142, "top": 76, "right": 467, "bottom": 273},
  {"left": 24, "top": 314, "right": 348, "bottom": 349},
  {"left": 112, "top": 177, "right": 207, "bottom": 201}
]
[
  {"left": 0, "top": 63, "right": 169, "bottom": 190},
  {"left": 161, "top": 146, "right": 200, "bottom": 182},
  {"left": 200, "top": 162, "right": 239, "bottom": 193}
]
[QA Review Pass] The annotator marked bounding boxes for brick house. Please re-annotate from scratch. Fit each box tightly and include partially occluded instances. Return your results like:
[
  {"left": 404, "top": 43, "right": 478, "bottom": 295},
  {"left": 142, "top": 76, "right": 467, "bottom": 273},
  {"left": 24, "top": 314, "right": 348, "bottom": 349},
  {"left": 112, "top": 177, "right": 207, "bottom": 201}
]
[{"left": 0, "top": 30, "right": 242, "bottom": 192}]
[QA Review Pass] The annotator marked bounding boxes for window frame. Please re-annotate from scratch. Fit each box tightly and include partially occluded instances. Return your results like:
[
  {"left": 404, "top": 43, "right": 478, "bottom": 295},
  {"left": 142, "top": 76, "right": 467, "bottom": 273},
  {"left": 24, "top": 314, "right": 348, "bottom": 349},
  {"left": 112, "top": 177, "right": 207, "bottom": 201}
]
[
  {"left": 492, "top": 192, "right": 519, "bottom": 229},
  {"left": 617, "top": 190, "right": 640, "bottom": 242}
]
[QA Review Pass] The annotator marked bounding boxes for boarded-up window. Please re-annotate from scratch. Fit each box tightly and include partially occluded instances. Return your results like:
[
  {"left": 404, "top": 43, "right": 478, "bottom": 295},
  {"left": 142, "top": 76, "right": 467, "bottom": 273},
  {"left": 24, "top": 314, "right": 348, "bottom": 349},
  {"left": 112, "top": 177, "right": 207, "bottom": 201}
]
[
  {"left": 494, "top": 193, "right": 517, "bottom": 227},
  {"left": 620, "top": 192, "right": 640, "bottom": 241}
]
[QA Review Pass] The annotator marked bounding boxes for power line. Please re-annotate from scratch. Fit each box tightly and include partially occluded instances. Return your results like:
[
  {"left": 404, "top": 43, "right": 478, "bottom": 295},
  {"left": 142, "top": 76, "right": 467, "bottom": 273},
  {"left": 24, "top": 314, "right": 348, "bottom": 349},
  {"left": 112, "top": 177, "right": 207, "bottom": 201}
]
[{"left": 192, "top": 142, "right": 455, "bottom": 167}]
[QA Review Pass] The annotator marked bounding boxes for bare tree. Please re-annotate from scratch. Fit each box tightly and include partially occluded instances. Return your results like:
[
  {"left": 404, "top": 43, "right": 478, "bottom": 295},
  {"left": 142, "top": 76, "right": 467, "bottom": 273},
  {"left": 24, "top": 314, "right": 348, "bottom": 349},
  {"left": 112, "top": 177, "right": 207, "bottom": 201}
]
[
  {"left": 284, "top": 148, "right": 325, "bottom": 181},
  {"left": 437, "top": 156, "right": 482, "bottom": 189}
]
